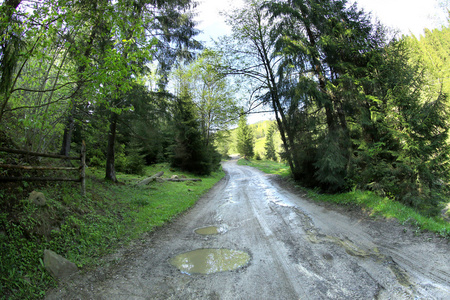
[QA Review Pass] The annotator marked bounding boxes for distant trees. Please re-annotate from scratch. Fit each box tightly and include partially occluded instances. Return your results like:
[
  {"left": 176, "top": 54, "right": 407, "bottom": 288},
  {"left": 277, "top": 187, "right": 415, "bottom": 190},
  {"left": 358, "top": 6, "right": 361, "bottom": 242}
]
[
  {"left": 264, "top": 124, "right": 277, "bottom": 161},
  {"left": 236, "top": 111, "right": 254, "bottom": 158}
]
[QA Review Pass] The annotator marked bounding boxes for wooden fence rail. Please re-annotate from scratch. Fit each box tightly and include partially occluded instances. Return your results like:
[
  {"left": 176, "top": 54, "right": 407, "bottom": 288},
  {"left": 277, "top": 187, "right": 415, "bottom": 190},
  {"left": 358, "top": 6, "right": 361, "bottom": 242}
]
[{"left": 0, "top": 141, "right": 86, "bottom": 196}]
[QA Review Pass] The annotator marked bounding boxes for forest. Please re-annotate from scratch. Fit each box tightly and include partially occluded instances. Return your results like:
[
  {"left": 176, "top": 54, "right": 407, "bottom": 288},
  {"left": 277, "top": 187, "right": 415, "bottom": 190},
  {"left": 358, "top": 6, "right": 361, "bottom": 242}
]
[
  {"left": 1, "top": 0, "right": 450, "bottom": 297},
  {"left": 1, "top": 0, "right": 450, "bottom": 213}
]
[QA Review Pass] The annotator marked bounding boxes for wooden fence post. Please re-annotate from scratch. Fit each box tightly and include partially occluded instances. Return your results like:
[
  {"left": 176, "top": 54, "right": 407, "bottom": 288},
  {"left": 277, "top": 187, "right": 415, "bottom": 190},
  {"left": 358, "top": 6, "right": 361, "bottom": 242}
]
[
  {"left": 80, "top": 140, "right": 86, "bottom": 196},
  {"left": 0, "top": 144, "right": 87, "bottom": 196}
]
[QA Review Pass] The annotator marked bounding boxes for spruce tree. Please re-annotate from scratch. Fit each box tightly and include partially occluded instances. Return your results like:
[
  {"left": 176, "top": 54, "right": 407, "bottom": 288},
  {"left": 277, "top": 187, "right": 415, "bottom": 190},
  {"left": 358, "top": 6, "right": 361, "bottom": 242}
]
[
  {"left": 264, "top": 124, "right": 277, "bottom": 161},
  {"left": 236, "top": 111, "right": 254, "bottom": 158},
  {"left": 171, "top": 86, "right": 219, "bottom": 175}
]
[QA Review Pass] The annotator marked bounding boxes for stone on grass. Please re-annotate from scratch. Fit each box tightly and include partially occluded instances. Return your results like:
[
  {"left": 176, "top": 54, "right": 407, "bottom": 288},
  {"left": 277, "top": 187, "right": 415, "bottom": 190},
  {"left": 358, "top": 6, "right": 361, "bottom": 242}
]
[
  {"left": 29, "top": 191, "right": 46, "bottom": 206},
  {"left": 44, "top": 249, "right": 78, "bottom": 280}
]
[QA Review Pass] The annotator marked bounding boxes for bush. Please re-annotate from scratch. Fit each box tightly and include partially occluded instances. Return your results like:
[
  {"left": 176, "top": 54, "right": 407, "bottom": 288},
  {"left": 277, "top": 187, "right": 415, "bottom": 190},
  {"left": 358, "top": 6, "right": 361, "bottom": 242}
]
[{"left": 116, "top": 150, "right": 145, "bottom": 176}]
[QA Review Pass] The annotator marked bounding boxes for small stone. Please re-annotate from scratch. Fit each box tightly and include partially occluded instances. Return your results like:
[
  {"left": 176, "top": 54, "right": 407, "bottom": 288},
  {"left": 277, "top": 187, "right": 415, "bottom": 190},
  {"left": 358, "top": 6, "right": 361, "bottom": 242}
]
[
  {"left": 44, "top": 249, "right": 78, "bottom": 280},
  {"left": 29, "top": 191, "right": 46, "bottom": 206}
]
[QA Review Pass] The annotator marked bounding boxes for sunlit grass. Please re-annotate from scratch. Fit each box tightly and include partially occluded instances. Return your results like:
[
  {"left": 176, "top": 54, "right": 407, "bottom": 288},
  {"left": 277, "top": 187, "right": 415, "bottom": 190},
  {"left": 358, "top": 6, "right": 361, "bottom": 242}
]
[{"left": 237, "top": 158, "right": 291, "bottom": 177}]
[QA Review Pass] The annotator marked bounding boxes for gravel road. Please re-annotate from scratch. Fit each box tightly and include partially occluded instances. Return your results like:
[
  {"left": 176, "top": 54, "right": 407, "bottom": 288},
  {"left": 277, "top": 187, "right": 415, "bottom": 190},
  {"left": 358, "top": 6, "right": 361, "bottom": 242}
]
[{"left": 46, "top": 158, "right": 450, "bottom": 299}]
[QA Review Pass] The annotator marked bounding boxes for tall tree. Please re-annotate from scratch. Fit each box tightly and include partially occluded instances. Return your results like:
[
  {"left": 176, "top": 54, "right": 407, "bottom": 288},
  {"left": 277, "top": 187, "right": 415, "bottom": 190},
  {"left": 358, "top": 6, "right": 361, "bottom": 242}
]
[
  {"left": 221, "top": 0, "right": 298, "bottom": 174},
  {"left": 172, "top": 49, "right": 239, "bottom": 148},
  {"left": 264, "top": 124, "right": 277, "bottom": 161},
  {"left": 264, "top": 0, "right": 389, "bottom": 190},
  {"left": 171, "top": 85, "right": 220, "bottom": 175},
  {"left": 236, "top": 111, "right": 254, "bottom": 158}
]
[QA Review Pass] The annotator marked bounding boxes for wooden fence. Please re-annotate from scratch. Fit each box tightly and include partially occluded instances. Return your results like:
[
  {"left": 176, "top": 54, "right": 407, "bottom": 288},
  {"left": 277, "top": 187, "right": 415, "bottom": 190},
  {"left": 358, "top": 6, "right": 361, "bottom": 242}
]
[{"left": 0, "top": 141, "right": 86, "bottom": 196}]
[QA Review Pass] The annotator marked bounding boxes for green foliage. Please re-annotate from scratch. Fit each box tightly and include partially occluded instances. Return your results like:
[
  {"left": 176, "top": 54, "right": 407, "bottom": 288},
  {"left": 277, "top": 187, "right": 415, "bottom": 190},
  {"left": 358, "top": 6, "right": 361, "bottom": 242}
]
[
  {"left": 214, "top": 130, "right": 233, "bottom": 158},
  {"left": 264, "top": 124, "right": 277, "bottom": 161},
  {"left": 236, "top": 111, "right": 254, "bottom": 158},
  {"left": 115, "top": 141, "right": 146, "bottom": 176},
  {"left": 172, "top": 49, "right": 240, "bottom": 145},
  {"left": 170, "top": 87, "right": 220, "bottom": 175},
  {"left": 314, "top": 131, "right": 348, "bottom": 192}
]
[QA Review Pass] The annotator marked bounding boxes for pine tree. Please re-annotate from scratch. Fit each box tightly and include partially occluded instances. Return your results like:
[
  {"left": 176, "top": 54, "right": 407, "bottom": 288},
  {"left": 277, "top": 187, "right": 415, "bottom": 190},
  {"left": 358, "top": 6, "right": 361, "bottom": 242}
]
[
  {"left": 236, "top": 111, "right": 254, "bottom": 158},
  {"left": 264, "top": 124, "right": 277, "bottom": 161},
  {"left": 171, "top": 86, "right": 220, "bottom": 175}
]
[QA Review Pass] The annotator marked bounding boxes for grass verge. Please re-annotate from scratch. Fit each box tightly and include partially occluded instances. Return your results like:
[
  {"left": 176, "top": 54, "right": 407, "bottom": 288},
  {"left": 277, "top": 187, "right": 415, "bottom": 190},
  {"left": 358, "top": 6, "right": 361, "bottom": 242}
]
[
  {"left": 237, "top": 158, "right": 290, "bottom": 177},
  {"left": 239, "top": 158, "right": 450, "bottom": 238},
  {"left": 0, "top": 164, "right": 224, "bottom": 299}
]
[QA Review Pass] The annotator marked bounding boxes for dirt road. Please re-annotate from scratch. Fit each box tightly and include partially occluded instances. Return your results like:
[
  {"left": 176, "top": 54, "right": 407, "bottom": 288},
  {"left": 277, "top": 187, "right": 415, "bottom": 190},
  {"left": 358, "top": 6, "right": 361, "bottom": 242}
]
[{"left": 47, "top": 158, "right": 450, "bottom": 299}]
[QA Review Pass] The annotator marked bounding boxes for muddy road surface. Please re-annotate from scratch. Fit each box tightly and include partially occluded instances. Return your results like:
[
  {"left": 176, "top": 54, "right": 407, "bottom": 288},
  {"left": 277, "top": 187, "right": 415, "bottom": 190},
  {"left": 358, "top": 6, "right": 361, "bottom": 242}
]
[{"left": 47, "top": 158, "right": 450, "bottom": 299}]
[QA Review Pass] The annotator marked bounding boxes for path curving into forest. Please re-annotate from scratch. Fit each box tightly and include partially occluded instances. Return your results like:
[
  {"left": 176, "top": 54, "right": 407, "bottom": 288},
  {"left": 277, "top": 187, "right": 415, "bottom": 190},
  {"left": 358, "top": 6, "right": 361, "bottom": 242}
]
[{"left": 46, "top": 158, "right": 450, "bottom": 299}]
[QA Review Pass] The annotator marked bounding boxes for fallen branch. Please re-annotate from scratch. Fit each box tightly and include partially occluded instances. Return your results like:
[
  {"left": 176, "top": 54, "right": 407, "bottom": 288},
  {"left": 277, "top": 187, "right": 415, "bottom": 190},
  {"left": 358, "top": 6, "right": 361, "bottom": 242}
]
[
  {"left": 136, "top": 171, "right": 164, "bottom": 186},
  {"left": 165, "top": 178, "right": 202, "bottom": 182}
]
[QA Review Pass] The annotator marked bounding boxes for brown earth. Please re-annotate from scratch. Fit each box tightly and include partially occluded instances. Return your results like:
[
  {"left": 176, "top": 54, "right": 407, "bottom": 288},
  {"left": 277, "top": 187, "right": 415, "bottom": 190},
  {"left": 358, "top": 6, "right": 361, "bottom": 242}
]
[{"left": 46, "top": 158, "right": 450, "bottom": 299}]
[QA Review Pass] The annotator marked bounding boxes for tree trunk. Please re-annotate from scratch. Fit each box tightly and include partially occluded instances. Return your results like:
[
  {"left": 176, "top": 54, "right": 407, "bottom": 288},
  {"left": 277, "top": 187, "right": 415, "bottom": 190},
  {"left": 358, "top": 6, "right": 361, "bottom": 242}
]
[
  {"left": 105, "top": 111, "right": 118, "bottom": 182},
  {"left": 136, "top": 171, "right": 164, "bottom": 186},
  {"left": 0, "top": 0, "right": 22, "bottom": 123},
  {"left": 59, "top": 28, "right": 96, "bottom": 155},
  {"left": 60, "top": 105, "right": 75, "bottom": 156}
]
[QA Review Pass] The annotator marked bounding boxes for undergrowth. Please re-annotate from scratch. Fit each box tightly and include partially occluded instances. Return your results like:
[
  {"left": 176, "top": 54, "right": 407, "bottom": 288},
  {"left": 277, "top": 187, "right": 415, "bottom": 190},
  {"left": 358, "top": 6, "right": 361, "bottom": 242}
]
[
  {"left": 239, "top": 158, "right": 450, "bottom": 238},
  {"left": 0, "top": 164, "right": 224, "bottom": 299}
]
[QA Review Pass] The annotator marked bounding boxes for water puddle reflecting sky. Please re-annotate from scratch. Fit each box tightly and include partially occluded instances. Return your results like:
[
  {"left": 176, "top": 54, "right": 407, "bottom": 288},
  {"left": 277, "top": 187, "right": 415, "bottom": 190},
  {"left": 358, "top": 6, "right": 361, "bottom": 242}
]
[
  {"left": 194, "top": 226, "right": 228, "bottom": 235},
  {"left": 170, "top": 249, "right": 250, "bottom": 275}
]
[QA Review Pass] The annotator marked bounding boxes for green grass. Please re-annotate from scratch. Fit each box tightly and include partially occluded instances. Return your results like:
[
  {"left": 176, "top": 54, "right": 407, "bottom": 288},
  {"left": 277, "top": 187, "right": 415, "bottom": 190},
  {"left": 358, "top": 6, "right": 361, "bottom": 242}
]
[
  {"left": 238, "top": 158, "right": 291, "bottom": 177},
  {"left": 0, "top": 164, "right": 224, "bottom": 299},
  {"left": 239, "top": 158, "right": 450, "bottom": 238}
]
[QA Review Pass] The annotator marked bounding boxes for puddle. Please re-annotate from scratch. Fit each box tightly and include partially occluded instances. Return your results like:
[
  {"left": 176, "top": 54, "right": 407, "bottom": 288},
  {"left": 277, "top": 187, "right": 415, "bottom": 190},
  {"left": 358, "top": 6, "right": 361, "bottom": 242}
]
[
  {"left": 195, "top": 226, "right": 220, "bottom": 235},
  {"left": 388, "top": 260, "right": 413, "bottom": 288},
  {"left": 170, "top": 248, "right": 251, "bottom": 275},
  {"left": 194, "top": 225, "right": 228, "bottom": 235}
]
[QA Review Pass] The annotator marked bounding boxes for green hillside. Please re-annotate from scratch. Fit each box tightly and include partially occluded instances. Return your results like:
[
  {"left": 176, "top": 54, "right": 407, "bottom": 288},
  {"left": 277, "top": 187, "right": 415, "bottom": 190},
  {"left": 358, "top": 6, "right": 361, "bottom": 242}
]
[{"left": 217, "top": 119, "right": 283, "bottom": 160}]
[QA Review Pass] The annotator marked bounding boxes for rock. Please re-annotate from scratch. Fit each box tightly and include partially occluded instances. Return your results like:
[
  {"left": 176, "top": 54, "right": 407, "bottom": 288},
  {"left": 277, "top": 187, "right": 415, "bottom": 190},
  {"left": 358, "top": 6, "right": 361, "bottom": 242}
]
[
  {"left": 29, "top": 191, "right": 46, "bottom": 206},
  {"left": 44, "top": 249, "right": 78, "bottom": 280},
  {"left": 171, "top": 175, "right": 179, "bottom": 179}
]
